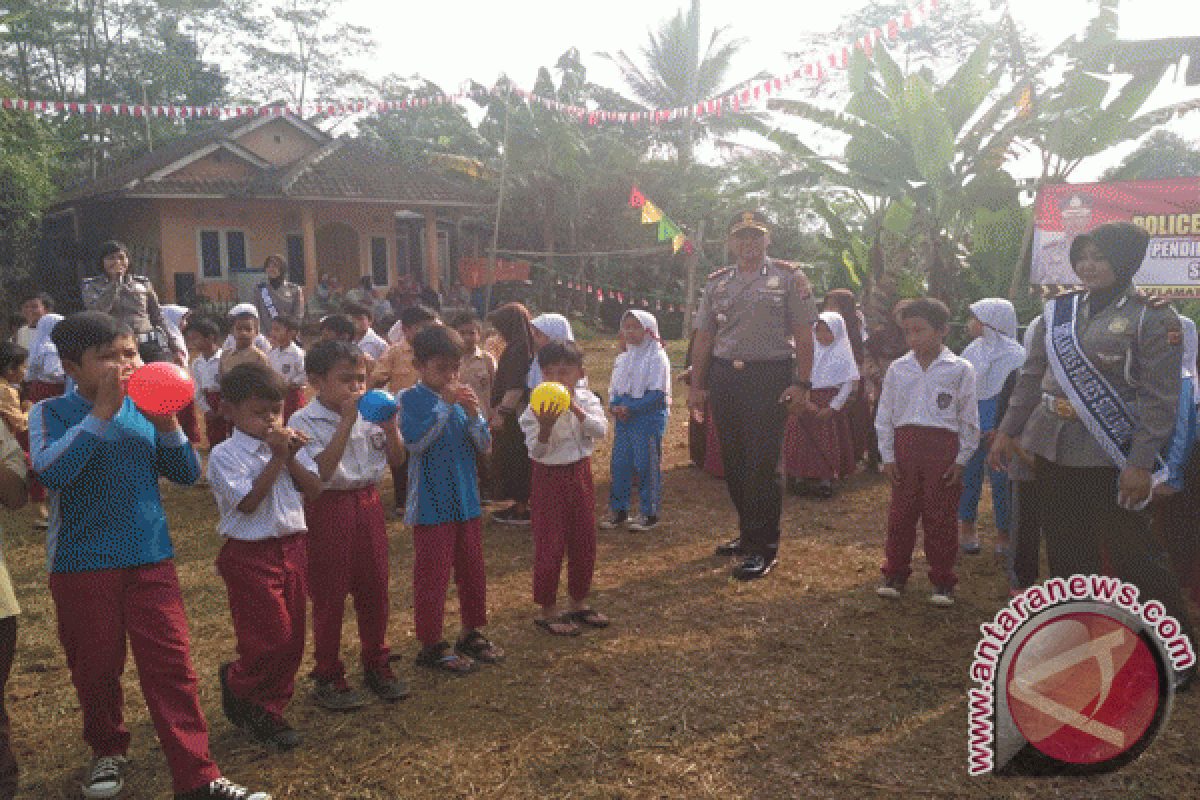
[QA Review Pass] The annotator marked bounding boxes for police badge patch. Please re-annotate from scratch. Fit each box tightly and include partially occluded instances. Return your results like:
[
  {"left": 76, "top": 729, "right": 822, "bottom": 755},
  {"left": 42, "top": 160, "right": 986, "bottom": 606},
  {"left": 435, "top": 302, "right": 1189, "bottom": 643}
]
[{"left": 937, "top": 391, "right": 953, "bottom": 410}]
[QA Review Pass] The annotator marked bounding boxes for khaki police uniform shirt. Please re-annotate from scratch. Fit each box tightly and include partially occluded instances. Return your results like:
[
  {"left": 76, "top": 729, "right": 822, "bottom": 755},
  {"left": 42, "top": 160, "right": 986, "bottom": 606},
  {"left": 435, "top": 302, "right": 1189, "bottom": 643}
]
[
  {"left": 999, "top": 290, "right": 1183, "bottom": 470},
  {"left": 81, "top": 273, "right": 165, "bottom": 335},
  {"left": 0, "top": 423, "right": 25, "bottom": 618},
  {"left": 254, "top": 281, "right": 306, "bottom": 326},
  {"left": 695, "top": 260, "right": 818, "bottom": 365}
]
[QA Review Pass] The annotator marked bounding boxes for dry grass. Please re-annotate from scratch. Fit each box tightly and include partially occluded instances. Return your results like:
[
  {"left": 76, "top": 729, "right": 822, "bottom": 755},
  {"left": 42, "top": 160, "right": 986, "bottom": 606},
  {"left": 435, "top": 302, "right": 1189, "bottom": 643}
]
[{"left": 6, "top": 339, "right": 1200, "bottom": 798}]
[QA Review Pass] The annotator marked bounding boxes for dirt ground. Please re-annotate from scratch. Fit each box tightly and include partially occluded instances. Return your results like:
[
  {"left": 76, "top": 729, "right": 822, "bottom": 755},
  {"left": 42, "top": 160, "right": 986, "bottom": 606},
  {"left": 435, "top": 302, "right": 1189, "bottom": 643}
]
[{"left": 5, "top": 339, "right": 1200, "bottom": 798}]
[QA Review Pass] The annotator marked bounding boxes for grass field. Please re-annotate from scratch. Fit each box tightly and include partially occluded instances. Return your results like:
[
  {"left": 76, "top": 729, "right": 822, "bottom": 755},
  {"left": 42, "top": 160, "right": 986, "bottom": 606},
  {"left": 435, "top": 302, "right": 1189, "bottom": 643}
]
[{"left": 4, "top": 338, "right": 1199, "bottom": 798}]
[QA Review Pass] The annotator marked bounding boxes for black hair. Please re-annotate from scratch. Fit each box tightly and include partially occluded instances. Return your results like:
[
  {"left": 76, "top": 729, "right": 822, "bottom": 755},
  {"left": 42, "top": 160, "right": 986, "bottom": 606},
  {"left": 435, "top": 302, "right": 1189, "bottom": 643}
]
[
  {"left": 538, "top": 339, "right": 585, "bottom": 369},
  {"left": 21, "top": 291, "right": 54, "bottom": 312},
  {"left": 183, "top": 316, "right": 221, "bottom": 339},
  {"left": 51, "top": 311, "right": 133, "bottom": 364},
  {"left": 449, "top": 309, "right": 481, "bottom": 330},
  {"left": 95, "top": 240, "right": 128, "bottom": 270},
  {"left": 271, "top": 315, "right": 300, "bottom": 332},
  {"left": 0, "top": 342, "right": 27, "bottom": 375},
  {"left": 305, "top": 338, "right": 365, "bottom": 377},
  {"left": 343, "top": 302, "right": 373, "bottom": 320},
  {"left": 401, "top": 304, "right": 439, "bottom": 330},
  {"left": 898, "top": 297, "right": 950, "bottom": 331},
  {"left": 229, "top": 311, "right": 259, "bottom": 327},
  {"left": 220, "top": 363, "right": 284, "bottom": 406},
  {"left": 318, "top": 314, "right": 357, "bottom": 340},
  {"left": 411, "top": 324, "right": 464, "bottom": 365}
]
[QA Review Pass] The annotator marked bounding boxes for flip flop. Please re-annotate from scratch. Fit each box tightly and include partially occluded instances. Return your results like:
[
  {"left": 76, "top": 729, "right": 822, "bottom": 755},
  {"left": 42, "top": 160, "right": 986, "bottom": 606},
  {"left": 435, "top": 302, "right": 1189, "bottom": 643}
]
[
  {"left": 534, "top": 614, "right": 580, "bottom": 636},
  {"left": 567, "top": 609, "right": 611, "bottom": 629}
]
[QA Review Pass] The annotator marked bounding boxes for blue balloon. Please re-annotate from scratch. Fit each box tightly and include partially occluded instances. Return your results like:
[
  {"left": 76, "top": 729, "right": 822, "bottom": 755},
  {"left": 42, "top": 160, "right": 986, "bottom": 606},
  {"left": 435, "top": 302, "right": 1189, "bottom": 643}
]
[{"left": 358, "top": 389, "right": 398, "bottom": 423}]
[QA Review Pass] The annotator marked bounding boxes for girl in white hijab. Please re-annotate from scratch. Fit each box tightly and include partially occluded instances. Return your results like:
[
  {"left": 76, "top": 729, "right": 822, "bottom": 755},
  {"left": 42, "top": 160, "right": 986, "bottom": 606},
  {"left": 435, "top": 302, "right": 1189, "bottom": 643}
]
[
  {"left": 25, "top": 313, "right": 66, "bottom": 401},
  {"left": 603, "top": 310, "right": 671, "bottom": 530},
  {"left": 781, "top": 312, "right": 860, "bottom": 498},
  {"left": 527, "top": 313, "right": 576, "bottom": 389},
  {"left": 959, "top": 298, "right": 1026, "bottom": 555}
]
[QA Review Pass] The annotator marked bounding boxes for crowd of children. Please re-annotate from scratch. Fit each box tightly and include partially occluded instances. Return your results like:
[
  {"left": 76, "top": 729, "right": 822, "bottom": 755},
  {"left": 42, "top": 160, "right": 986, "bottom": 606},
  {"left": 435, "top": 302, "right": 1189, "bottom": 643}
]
[{"left": 3, "top": 231, "right": 1200, "bottom": 795}]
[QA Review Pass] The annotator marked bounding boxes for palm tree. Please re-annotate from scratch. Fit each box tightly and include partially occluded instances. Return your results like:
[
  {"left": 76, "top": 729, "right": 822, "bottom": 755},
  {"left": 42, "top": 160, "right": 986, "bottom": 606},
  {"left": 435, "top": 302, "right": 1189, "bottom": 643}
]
[{"left": 597, "top": 1, "right": 747, "bottom": 166}]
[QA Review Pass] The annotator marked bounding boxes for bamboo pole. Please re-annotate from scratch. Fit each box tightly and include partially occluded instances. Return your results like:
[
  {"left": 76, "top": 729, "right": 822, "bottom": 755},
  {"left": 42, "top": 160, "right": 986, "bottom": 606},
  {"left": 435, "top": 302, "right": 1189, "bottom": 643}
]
[{"left": 484, "top": 88, "right": 513, "bottom": 316}]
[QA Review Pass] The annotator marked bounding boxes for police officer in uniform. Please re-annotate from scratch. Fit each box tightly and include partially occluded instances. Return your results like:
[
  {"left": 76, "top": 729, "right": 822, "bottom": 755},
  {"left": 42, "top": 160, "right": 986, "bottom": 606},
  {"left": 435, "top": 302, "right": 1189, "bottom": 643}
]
[
  {"left": 991, "top": 221, "right": 1196, "bottom": 687},
  {"left": 253, "top": 254, "right": 306, "bottom": 329},
  {"left": 82, "top": 240, "right": 179, "bottom": 364},
  {"left": 689, "top": 211, "right": 818, "bottom": 580}
]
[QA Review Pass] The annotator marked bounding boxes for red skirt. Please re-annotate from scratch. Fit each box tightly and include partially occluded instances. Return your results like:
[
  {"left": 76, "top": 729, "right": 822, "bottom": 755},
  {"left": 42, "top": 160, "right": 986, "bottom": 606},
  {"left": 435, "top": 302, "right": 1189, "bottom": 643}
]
[
  {"left": 781, "top": 387, "right": 855, "bottom": 482},
  {"left": 846, "top": 382, "right": 873, "bottom": 464}
]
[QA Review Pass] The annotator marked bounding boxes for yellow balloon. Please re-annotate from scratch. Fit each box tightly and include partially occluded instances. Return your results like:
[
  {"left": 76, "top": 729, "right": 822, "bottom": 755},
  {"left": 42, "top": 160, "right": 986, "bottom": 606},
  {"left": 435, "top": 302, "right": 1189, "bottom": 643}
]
[{"left": 530, "top": 381, "right": 571, "bottom": 414}]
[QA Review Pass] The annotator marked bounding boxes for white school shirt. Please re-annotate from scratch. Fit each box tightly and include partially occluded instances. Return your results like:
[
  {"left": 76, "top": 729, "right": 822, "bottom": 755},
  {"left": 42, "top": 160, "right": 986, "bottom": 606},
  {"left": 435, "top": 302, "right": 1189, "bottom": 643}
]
[
  {"left": 190, "top": 350, "right": 223, "bottom": 413},
  {"left": 208, "top": 429, "right": 317, "bottom": 540},
  {"left": 268, "top": 342, "right": 307, "bottom": 388},
  {"left": 874, "top": 347, "right": 980, "bottom": 465},
  {"left": 518, "top": 387, "right": 608, "bottom": 466},
  {"left": 356, "top": 329, "right": 389, "bottom": 361},
  {"left": 289, "top": 398, "right": 390, "bottom": 489}
]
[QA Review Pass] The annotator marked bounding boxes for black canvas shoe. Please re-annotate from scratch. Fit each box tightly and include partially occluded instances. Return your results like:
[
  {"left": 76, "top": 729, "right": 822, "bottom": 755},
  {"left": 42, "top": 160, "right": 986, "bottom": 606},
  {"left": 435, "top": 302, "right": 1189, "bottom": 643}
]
[
  {"left": 364, "top": 664, "right": 410, "bottom": 701},
  {"left": 732, "top": 554, "right": 776, "bottom": 581},
  {"left": 311, "top": 675, "right": 369, "bottom": 711},
  {"left": 82, "top": 755, "right": 127, "bottom": 799},
  {"left": 218, "top": 663, "right": 250, "bottom": 728},
  {"left": 242, "top": 705, "right": 303, "bottom": 752}
]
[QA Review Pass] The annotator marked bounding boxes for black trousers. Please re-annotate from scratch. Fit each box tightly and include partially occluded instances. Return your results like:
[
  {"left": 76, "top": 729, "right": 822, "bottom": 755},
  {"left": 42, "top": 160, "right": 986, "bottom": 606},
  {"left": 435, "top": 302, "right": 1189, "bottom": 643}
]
[
  {"left": 1008, "top": 478, "right": 1042, "bottom": 590},
  {"left": 1035, "top": 458, "right": 1195, "bottom": 642},
  {"left": 0, "top": 616, "right": 16, "bottom": 798},
  {"left": 709, "top": 358, "right": 792, "bottom": 558}
]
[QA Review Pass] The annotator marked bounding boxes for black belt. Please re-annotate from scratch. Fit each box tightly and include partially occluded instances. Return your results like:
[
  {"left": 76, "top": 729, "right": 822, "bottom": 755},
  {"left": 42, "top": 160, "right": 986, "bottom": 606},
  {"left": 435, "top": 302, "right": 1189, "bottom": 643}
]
[{"left": 712, "top": 357, "right": 791, "bottom": 371}]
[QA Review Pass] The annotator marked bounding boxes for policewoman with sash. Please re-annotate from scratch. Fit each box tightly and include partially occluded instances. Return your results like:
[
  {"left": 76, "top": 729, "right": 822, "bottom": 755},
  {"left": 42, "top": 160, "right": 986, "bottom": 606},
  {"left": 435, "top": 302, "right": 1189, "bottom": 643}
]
[
  {"left": 253, "top": 254, "right": 306, "bottom": 329},
  {"left": 689, "top": 211, "right": 818, "bottom": 581},
  {"left": 990, "top": 222, "right": 1196, "bottom": 685}
]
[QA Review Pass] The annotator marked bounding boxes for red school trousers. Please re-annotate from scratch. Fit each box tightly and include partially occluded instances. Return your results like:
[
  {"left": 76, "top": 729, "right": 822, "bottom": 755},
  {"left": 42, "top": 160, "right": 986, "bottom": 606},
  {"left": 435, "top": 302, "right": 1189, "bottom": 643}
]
[
  {"left": 411, "top": 517, "right": 488, "bottom": 646},
  {"left": 282, "top": 387, "right": 305, "bottom": 424},
  {"left": 48, "top": 561, "right": 221, "bottom": 795},
  {"left": 304, "top": 486, "right": 390, "bottom": 680},
  {"left": 203, "top": 391, "right": 231, "bottom": 448},
  {"left": 881, "top": 425, "right": 962, "bottom": 589},
  {"left": 216, "top": 534, "right": 307, "bottom": 720},
  {"left": 530, "top": 459, "right": 596, "bottom": 607}
]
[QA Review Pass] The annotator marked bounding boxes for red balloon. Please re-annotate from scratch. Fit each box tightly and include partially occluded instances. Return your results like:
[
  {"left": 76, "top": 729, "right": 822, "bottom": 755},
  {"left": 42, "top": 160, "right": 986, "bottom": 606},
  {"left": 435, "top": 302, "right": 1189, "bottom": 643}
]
[{"left": 127, "top": 362, "right": 195, "bottom": 416}]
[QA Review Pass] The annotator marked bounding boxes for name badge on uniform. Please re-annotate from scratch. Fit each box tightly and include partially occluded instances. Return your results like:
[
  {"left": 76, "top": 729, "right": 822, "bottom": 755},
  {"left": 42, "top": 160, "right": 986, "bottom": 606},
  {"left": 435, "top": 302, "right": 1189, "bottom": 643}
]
[
  {"left": 1108, "top": 318, "right": 1129, "bottom": 334},
  {"left": 766, "top": 275, "right": 781, "bottom": 289},
  {"left": 937, "top": 391, "right": 953, "bottom": 410}
]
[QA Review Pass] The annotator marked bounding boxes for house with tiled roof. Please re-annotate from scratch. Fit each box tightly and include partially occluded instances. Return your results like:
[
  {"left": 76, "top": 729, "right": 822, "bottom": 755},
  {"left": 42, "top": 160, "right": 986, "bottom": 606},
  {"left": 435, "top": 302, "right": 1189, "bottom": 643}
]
[{"left": 41, "top": 112, "right": 507, "bottom": 309}]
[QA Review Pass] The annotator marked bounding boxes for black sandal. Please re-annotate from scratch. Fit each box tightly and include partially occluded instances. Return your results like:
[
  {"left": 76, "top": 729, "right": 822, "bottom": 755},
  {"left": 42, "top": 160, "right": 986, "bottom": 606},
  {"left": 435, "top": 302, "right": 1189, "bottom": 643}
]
[
  {"left": 415, "top": 642, "right": 477, "bottom": 674},
  {"left": 534, "top": 614, "right": 580, "bottom": 636},
  {"left": 568, "top": 609, "right": 610, "bottom": 629},
  {"left": 455, "top": 631, "right": 505, "bottom": 664}
]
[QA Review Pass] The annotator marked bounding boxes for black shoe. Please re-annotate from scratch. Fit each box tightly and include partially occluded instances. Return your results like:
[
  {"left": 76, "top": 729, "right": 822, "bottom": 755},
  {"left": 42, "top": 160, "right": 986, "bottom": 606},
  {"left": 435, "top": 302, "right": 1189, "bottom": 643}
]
[
  {"left": 732, "top": 554, "right": 776, "bottom": 581},
  {"left": 364, "top": 664, "right": 411, "bottom": 701},
  {"left": 218, "top": 663, "right": 250, "bottom": 728},
  {"left": 786, "top": 478, "right": 809, "bottom": 497},
  {"left": 175, "top": 777, "right": 272, "bottom": 799},
  {"left": 311, "top": 674, "right": 369, "bottom": 711},
  {"left": 714, "top": 537, "right": 744, "bottom": 557},
  {"left": 242, "top": 705, "right": 303, "bottom": 752}
]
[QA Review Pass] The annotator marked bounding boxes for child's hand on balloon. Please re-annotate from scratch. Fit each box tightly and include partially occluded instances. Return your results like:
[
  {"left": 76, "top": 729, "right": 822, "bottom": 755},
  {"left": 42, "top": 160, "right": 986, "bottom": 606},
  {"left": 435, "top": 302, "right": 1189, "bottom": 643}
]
[
  {"left": 534, "top": 406, "right": 562, "bottom": 440},
  {"left": 457, "top": 386, "right": 480, "bottom": 417},
  {"left": 93, "top": 365, "right": 128, "bottom": 421},
  {"left": 266, "top": 427, "right": 292, "bottom": 458},
  {"left": 286, "top": 428, "right": 309, "bottom": 457}
]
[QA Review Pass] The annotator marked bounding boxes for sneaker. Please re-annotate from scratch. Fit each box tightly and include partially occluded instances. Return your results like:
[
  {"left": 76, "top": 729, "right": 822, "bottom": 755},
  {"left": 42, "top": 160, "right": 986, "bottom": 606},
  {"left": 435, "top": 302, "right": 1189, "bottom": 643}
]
[
  {"left": 732, "top": 554, "right": 776, "bottom": 581},
  {"left": 599, "top": 510, "right": 628, "bottom": 530},
  {"left": 491, "top": 507, "right": 531, "bottom": 526},
  {"left": 174, "top": 777, "right": 272, "bottom": 799},
  {"left": 627, "top": 515, "right": 659, "bottom": 532},
  {"left": 311, "top": 675, "right": 369, "bottom": 711},
  {"left": 364, "top": 664, "right": 410, "bottom": 702},
  {"left": 82, "top": 755, "right": 127, "bottom": 799},
  {"left": 876, "top": 579, "right": 904, "bottom": 599},
  {"left": 930, "top": 586, "right": 955, "bottom": 606},
  {"left": 242, "top": 705, "right": 302, "bottom": 752}
]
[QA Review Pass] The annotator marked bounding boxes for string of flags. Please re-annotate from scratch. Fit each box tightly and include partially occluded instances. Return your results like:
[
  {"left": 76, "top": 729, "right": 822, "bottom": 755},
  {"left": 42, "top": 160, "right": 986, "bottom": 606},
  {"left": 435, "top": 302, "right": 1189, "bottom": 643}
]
[
  {"left": 629, "top": 187, "right": 695, "bottom": 256},
  {"left": 551, "top": 275, "right": 686, "bottom": 314},
  {"left": 0, "top": 2, "right": 940, "bottom": 126}
]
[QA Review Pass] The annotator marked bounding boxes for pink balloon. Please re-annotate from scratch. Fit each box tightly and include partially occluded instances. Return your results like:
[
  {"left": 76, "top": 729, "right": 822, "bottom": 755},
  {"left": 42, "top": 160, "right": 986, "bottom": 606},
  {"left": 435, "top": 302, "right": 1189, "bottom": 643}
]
[{"left": 128, "top": 362, "right": 195, "bottom": 416}]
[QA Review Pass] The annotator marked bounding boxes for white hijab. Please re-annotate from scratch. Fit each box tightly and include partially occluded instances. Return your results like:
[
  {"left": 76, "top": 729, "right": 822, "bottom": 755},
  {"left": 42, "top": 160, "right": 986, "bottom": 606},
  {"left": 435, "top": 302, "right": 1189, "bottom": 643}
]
[
  {"left": 527, "top": 313, "right": 576, "bottom": 388},
  {"left": 161, "top": 304, "right": 189, "bottom": 357},
  {"left": 1181, "top": 316, "right": 1198, "bottom": 399},
  {"left": 27, "top": 313, "right": 64, "bottom": 382},
  {"left": 962, "top": 298, "right": 1026, "bottom": 401},
  {"left": 610, "top": 310, "right": 672, "bottom": 401},
  {"left": 811, "top": 311, "right": 860, "bottom": 389}
]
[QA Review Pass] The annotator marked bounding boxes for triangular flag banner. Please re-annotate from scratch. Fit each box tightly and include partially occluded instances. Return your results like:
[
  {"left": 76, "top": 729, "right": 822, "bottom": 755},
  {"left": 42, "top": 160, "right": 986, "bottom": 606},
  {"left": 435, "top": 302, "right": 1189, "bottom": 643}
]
[
  {"left": 682, "top": 241, "right": 696, "bottom": 256},
  {"left": 661, "top": 218, "right": 681, "bottom": 239},
  {"left": 630, "top": 186, "right": 646, "bottom": 208},
  {"left": 657, "top": 219, "right": 672, "bottom": 241},
  {"left": 672, "top": 233, "right": 686, "bottom": 254},
  {"left": 641, "top": 202, "right": 662, "bottom": 225}
]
